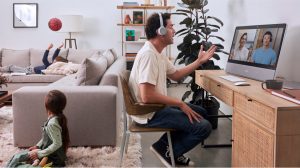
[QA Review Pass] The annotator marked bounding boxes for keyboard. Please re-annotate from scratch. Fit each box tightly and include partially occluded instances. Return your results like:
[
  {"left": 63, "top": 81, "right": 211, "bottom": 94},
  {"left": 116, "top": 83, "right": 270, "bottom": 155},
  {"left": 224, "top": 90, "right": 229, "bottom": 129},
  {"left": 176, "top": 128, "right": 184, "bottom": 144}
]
[{"left": 219, "top": 75, "right": 246, "bottom": 82}]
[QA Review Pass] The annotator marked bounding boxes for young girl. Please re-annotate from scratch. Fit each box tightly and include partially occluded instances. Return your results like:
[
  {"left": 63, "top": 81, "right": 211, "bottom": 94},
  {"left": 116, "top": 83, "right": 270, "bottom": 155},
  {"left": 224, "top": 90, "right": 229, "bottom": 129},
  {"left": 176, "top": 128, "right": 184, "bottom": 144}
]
[{"left": 7, "top": 90, "right": 70, "bottom": 167}]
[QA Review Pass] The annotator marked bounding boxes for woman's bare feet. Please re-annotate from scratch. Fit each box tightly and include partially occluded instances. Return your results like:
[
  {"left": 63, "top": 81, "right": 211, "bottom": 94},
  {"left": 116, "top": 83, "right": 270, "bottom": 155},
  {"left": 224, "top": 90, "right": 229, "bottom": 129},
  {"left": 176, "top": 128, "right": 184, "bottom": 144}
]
[
  {"left": 58, "top": 42, "right": 64, "bottom": 49},
  {"left": 47, "top": 43, "right": 53, "bottom": 50}
]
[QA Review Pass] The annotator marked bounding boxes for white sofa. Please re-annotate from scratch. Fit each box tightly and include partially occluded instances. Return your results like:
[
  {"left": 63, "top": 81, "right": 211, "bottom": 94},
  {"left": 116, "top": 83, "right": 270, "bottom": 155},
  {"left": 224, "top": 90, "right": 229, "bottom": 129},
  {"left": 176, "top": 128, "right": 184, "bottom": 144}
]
[{"left": 0, "top": 48, "right": 126, "bottom": 147}]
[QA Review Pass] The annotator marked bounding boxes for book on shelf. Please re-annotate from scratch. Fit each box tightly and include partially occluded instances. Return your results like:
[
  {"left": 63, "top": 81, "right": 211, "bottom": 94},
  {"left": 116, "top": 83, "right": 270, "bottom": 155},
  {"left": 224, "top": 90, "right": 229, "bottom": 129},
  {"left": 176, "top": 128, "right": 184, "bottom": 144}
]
[
  {"left": 125, "top": 53, "right": 137, "bottom": 57},
  {"left": 270, "top": 89, "right": 300, "bottom": 104},
  {"left": 123, "top": 2, "right": 139, "bottom": 6}
]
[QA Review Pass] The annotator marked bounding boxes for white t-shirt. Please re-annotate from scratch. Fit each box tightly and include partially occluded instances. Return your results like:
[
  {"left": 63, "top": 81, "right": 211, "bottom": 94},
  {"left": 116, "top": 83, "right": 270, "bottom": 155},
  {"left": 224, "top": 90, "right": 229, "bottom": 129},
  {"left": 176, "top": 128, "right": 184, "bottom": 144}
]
[
  {"left": 129, "top": 41, "right": 176, "bottom": 124},
  {"left": 232, "top": 46, "right": 249, "bottom": 61}
]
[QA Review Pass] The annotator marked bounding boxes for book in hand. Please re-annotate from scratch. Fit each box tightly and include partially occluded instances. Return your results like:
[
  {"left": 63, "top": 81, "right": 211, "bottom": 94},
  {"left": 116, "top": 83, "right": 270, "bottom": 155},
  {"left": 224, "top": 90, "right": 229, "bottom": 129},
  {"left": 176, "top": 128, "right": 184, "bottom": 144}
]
[
  {"left": 10, "top": 72, "right": 27, "bottom": 76},
  {"left": 271, "top": 89, "right": 300, "bottom": 105}
]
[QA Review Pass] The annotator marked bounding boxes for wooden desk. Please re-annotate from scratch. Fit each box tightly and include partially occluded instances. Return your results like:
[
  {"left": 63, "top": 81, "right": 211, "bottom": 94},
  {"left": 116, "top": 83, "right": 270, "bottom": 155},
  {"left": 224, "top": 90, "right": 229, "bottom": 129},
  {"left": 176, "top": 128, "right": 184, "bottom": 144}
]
[{"left": 196, "top": 70, "right": 300, "bottom": 167}]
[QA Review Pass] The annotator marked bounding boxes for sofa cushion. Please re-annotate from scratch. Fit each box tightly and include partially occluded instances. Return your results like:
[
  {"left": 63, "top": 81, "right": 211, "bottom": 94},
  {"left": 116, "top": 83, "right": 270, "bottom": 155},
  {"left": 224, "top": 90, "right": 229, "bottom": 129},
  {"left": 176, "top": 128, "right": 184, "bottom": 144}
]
[
  {"left": 67, "top": 49, "right": 103, "bottom": 64},
  {"left": 49, "top": 74, "right": 77, "bottom": 86},
  {"left": 41, "top": 62, "right": 80, "bottom": 75},
  {"left": 110, "top": 48, "right": 118, "bottom": 60},
  {"left": 102, "top": 49, "right": 115, "bottom": 67},
  {"left": 30, "top": 48, "right": 68, "bottom": 67},
  {"left": 76, "top": 56, "right": 108, "bottom": 85},
  {"left": 5, "top": 74, "right": 64, "bottom": 83},
  {"left": 1, "top": 49, "right": 30, "bottom": 67}
]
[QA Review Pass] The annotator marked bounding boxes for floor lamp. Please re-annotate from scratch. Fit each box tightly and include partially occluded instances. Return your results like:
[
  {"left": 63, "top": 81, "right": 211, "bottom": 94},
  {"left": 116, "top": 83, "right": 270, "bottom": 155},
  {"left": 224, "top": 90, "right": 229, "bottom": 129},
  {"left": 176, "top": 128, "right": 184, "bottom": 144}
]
[{"left": 59, "top": 15, "right": 83, "bottom": 49}]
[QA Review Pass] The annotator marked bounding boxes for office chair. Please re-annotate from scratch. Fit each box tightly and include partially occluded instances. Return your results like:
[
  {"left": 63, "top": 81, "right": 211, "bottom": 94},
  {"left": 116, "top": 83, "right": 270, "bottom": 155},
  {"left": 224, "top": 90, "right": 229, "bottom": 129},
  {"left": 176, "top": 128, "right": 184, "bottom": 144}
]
[{"left": 119, "top": 70, "right": 176, "bottom": 167}]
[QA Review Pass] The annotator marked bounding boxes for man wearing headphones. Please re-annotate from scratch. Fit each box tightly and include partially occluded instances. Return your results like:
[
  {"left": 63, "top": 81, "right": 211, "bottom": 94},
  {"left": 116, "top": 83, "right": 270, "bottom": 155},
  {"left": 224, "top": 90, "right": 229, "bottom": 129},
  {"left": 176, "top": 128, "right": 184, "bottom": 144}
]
[
  {"left": 129, "top": 13, "right": 217, "bottom": 167},
  {"left": 251, "top": 31, "right": 277, "bottom": 65}
]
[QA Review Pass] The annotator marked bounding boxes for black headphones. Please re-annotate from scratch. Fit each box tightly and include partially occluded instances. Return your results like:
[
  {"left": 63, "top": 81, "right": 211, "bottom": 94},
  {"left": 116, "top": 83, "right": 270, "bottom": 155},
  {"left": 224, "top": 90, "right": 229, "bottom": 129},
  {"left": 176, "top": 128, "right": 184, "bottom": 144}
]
[
  {"left": 262, "top": 31, "right": 273, "bottom": 42},
  {"left": 157, "top": 13, "right": 167, "bottom": 36}
]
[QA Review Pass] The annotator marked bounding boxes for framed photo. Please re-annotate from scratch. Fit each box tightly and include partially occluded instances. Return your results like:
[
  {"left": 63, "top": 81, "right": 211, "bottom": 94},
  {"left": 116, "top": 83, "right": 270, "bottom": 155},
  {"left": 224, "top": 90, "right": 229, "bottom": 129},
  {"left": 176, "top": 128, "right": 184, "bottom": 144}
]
[
  {"left": 126, "top": 29, "right": 135, "bottom": 41},
  {"left": 13, "top": 3, "right": 38, "bottom": 28},
  {"left": 133, "top": 11, "right": 143, "bottom": 24}
]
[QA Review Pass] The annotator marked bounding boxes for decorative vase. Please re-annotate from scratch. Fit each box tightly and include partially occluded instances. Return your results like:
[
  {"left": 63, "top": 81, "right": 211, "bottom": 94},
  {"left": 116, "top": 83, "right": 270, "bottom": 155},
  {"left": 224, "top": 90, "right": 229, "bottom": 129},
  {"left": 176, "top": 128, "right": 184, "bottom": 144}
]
[
  {"left": 124, "top": 14, "right": 131, "bottom": 24},
  {"left": 144, "top": 0, "right": 150, "bottom": 4},
  {"left": 163, "top": 0, "right": 167, "bottom": 6}
]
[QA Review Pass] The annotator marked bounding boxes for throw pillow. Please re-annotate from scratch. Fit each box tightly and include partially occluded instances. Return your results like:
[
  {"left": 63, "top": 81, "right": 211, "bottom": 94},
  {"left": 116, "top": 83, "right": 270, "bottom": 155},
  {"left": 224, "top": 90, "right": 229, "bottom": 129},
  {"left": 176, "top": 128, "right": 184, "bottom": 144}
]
[
  {"left": 41, "top": 62, "right": 80, "bottom": 75},
  {"left": 2, "top": 49, "right": 30, "bottom": 67},
  {"left": 102, "top": 49, "right": 115, "bottom": 67},
  {"left": 76, "top": 56, "right": 108, "bottom": 85}
]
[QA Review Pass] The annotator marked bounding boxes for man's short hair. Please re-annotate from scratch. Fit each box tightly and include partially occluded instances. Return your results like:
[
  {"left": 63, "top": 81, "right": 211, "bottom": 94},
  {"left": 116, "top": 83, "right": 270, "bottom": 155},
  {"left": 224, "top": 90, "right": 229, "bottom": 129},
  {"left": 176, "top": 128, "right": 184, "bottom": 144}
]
[
  {"left": 145, "top": 13, "right": 171, "bottom": 40},
  {"left": 263, "top": 31, "right": 273, "bottom": 42}
]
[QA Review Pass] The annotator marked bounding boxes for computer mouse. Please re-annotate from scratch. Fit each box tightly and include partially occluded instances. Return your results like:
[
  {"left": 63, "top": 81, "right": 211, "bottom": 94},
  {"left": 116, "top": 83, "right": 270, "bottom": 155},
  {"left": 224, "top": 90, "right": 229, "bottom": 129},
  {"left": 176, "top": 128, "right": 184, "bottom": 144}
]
[{"left": 234, "top": 81, "right": 250, "bottom": 86}]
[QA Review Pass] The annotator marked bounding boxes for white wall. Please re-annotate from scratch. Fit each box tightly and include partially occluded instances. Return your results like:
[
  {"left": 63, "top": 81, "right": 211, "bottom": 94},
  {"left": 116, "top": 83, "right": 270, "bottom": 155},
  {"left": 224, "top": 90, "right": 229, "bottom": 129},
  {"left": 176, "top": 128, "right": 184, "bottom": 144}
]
[{"left": 1, "top": 0, "right": 300, "bottom": 82}]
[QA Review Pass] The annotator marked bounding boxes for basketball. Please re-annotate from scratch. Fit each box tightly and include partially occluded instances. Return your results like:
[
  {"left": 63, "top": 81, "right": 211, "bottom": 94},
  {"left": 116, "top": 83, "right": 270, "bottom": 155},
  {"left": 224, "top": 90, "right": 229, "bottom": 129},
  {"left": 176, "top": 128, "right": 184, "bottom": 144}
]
[{"left": 48, "top": 18, "right": 62, "bottom": 31}]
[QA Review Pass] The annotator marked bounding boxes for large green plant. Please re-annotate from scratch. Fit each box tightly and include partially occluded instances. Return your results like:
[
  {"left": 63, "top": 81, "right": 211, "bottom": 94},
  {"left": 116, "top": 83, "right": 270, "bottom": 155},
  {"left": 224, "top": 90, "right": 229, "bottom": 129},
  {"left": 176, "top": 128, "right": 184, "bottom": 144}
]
[{"left": 174, "top": 0, "right": 226, "bottom": 103}]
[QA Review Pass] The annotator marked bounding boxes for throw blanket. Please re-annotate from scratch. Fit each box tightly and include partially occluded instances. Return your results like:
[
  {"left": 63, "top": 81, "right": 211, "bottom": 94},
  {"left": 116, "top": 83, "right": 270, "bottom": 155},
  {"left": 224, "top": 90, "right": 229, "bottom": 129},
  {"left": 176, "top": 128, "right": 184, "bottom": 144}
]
[{"left": 42, "top": 62, "right": 80, "bottom": 75}]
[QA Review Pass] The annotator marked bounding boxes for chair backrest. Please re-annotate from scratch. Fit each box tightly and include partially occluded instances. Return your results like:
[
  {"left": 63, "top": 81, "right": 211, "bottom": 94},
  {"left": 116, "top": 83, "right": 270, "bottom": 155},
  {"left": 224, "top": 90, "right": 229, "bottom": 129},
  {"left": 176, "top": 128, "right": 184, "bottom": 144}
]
[{"left": 119, "top": 70, "right": 165, "bottom": 116}]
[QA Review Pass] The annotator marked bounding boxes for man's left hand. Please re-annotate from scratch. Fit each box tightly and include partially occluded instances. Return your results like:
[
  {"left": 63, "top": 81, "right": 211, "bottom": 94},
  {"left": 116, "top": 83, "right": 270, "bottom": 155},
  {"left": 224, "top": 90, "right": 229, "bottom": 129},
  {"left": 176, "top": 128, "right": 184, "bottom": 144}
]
[{"left": 197, "top": 45, "right": 217, "bottom": 64}]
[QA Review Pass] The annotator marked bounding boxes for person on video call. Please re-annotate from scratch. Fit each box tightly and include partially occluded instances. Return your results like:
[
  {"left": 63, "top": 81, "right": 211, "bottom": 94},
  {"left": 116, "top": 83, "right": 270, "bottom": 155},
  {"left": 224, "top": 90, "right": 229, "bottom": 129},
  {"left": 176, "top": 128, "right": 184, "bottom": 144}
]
[
  {"left": 230, "top": 33, "right": 249, "bottom": 61},
  {"left": 251, "top": 31, "right": 277, "bottom": 65}
]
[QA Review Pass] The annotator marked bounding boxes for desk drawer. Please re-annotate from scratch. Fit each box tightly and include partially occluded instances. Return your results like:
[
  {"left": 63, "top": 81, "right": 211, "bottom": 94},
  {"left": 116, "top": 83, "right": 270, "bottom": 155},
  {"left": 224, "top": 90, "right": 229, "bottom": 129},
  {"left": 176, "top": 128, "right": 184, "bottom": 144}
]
[
  {"left": 234, "top": 93, "right": 275, "bottom": 132},
  {"left": 210, "top": 80, "right": 233, "bottom": 106},
  {"left": 196, "top": 75, "right": 210, "bottom": 91}
]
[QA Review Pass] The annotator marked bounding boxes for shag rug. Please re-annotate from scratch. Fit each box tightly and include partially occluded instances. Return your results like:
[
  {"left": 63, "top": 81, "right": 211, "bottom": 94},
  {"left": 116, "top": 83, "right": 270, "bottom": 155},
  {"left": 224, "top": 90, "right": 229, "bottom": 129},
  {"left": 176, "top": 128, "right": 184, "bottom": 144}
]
[{"left": 0, "top": 106, "right": 142, "bottom": 167}]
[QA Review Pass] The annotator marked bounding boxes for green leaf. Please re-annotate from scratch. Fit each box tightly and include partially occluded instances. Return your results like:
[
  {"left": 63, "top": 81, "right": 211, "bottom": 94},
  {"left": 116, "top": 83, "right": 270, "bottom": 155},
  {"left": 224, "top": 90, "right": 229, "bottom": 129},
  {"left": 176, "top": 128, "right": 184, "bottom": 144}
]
[
  {"left": 214, "top": 43, "right": 224, "bottom": 49},
  {"left": 175, "top": 28, "right": 188, "bottom": 35},
  {"left": 178, "top": 58, "right": 185, "bottom": 64},
  {"left": 212, "top": 53, "right": 220, "bottom": 60},
  {"left": 178, "top": 2, "right": 189, "bottom": 8},
  {"left": 178, "top": 31, "right": 190, "bottom": 37},
  {"left": 207, "top": 24, "right": 220, "bottom": 29},
  {"left": 177, "top": 52, "right": 185, "bottom": 60},
  {"left": 209, "top": 35, "right": 225, "bottom": 42},
  {"left": 172, "top": 12, "right": 188, "bottom": 16},
  {"left": 180, "top": 17, "right": 193, "bottom": 27},
  {"left": 210, "top": 29, "right": 219, "bottom": 32},
  {"left": 176, "top": 9, "right": 193, "bottom": 15},
  {"left": 202, "top": 27, "right": 211, "bottom": 35},
  {"left": 202, "top": 9, "right": 209, "bottom": 14},
  {"left": 207, "top": 16, "right": 224, "bottom": 26},
  {"left": 184, "top": 34, "right": 201, "bottom": 43},
  {"left": 182, "top": 90, "right": 191, "bottom": 101},
  {"left": 194, "top": 23, "right": 206, "bottom": 29}
]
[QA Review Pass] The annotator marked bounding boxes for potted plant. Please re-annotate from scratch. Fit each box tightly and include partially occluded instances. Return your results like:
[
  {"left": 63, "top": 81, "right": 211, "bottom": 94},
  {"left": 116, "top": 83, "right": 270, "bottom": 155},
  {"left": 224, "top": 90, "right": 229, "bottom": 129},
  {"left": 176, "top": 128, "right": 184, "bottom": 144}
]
[{"left": 174, "top": 0, "right": 227, "bottom": 129}]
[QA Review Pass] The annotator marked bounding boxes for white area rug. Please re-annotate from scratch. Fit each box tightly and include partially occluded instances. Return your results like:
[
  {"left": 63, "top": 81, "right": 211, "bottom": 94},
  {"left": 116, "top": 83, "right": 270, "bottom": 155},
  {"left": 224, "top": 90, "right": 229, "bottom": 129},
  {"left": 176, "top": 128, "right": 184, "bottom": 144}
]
[{"left": 0, "top": 106, "right": 142, "bottom": 167}]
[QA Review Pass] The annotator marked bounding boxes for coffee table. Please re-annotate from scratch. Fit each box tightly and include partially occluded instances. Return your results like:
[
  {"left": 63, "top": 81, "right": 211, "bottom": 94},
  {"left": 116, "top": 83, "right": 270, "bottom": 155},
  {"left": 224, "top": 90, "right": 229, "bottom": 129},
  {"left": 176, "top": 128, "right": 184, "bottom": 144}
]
[{"left": 0, "top": 91, "right": 12, "bottom": 108}]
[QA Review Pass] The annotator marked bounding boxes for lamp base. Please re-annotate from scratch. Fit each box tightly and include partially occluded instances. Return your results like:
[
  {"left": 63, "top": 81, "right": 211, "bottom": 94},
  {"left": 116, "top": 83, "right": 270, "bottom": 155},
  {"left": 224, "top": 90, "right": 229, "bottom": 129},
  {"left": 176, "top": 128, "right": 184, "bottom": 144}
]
[{"left": 65, "top": 38, "right": 77, "bottom": 49}]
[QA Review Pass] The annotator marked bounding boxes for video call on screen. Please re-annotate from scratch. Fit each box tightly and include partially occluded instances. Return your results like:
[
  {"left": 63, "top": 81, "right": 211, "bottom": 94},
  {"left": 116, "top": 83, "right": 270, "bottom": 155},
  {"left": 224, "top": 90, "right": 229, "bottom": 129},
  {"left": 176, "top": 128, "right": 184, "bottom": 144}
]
[{"left": 229, "top": 27, "right": 285, "bottom": 68}]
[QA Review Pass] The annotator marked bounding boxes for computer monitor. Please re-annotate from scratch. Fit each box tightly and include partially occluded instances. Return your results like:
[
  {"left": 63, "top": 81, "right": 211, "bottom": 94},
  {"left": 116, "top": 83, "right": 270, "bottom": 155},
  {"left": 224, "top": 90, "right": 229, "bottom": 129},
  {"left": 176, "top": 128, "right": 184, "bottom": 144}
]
[{"left": 226, "top": 24, "right": 287, "bottom": 81}]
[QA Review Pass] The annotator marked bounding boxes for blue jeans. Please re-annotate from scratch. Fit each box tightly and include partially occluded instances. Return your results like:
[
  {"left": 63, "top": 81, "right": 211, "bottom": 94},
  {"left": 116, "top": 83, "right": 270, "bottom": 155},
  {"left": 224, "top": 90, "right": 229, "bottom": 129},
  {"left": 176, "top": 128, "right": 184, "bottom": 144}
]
[{"left": 146, "top": 103, "right": 212, "bottom": 158}]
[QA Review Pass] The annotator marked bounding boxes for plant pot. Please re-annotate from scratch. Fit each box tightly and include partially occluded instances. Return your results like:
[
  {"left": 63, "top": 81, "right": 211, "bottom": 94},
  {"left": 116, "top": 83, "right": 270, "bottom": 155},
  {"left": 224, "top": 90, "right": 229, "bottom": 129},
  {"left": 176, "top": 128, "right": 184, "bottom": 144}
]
[{"left": 199, "top": 97, "right": 220, "bottom": 129}]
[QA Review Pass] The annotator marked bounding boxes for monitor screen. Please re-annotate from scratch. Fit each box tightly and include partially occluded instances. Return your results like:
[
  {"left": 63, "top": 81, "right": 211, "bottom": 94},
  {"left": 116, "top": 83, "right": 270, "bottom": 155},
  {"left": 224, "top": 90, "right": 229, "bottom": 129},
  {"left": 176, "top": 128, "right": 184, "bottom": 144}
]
[{"left": 226, "top": 24, "right": 287, "bottom": 81}]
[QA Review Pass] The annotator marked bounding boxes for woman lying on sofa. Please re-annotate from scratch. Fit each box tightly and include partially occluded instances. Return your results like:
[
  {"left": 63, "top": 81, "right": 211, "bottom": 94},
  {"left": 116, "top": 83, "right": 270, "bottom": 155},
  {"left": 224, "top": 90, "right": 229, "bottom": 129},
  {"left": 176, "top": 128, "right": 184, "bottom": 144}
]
[{"left": 0, "top": 43, "right": 67, "bottom": 74}]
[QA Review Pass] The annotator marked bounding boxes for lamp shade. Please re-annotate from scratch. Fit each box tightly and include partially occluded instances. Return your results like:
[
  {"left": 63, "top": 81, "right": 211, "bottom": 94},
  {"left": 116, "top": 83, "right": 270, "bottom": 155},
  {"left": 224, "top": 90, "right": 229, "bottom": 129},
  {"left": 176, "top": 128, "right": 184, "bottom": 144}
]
[{"left": 58, "top": 15, "right": 83, "bottom": 33}]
